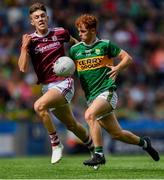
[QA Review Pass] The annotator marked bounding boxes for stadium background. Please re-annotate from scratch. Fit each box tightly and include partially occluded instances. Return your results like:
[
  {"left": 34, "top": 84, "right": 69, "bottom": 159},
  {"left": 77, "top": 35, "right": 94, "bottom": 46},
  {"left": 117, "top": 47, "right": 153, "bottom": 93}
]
[{"left": 0, "top": 0, "right": 163, "bottom": 157}]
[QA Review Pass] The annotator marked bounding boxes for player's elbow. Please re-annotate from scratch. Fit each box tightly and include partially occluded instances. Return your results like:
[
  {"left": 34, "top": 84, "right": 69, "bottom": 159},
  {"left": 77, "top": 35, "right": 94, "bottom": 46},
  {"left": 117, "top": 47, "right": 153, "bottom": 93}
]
[
  {"left": 120, "top": 50, "right": 133, "bottom": 66},
  {"left": 20, "top": 68, "right": 26, "bottom": 73},
  {"left": 18, "top": 64, "right": 27, "bottom": 73}
]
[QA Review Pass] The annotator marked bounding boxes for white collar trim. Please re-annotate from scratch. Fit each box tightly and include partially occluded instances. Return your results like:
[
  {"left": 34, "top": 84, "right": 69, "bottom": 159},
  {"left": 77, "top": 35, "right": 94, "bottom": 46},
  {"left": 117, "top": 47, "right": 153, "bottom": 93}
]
[
  {"left": 34, "top": 28, "right": 50, "bottom": 37},
  {"left": 83, "top": 37, "right": 99, "bottom": 47}
]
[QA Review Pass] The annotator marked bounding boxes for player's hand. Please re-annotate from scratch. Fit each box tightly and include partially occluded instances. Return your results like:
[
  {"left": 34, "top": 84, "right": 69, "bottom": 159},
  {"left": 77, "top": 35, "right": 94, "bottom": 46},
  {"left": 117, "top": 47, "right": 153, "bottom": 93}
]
[
  {"left": 106, "top": 65, "right": 120, "bottom": 81},
  {"left": 69, "top": 36, "right": 79, "bottom": 45},
  {"left": 21, "top": 34, "right": 31, "bottom": 50}
]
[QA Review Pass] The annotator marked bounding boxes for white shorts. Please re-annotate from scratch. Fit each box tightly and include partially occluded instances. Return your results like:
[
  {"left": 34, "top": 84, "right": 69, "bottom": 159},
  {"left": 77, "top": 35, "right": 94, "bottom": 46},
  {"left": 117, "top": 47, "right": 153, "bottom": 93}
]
[
  {"left": 96, "top": 90, "right": 118, "bottom": 109},
  {"left": 42, "top": 78, "right": 74, "bottom": 104}
]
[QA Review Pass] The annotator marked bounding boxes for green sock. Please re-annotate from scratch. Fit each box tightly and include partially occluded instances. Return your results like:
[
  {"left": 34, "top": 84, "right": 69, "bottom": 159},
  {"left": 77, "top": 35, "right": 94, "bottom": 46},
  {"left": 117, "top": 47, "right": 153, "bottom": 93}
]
[
  {"left": 95, "top": 146, "right": 103, "bottom": 156},
  {"left": 138, "top": 138, "right": 147, "bottom": 148}
]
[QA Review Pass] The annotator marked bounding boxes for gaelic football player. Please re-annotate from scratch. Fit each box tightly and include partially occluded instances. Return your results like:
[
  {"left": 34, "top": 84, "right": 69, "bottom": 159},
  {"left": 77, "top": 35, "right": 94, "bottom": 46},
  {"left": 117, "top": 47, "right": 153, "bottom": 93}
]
[
  {"left": 18, "top": 3, "right": 94, "bottom": 164},
  {"left": 70, "top": 14, "right": 160, "bottom": 166}
]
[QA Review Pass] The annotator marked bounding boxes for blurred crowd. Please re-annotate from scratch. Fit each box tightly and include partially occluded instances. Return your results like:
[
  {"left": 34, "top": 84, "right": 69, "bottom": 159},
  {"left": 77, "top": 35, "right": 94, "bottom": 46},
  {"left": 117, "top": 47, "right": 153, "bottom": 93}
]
[{"left": 0, "top": 0, "right": 164, "bottom": 123}]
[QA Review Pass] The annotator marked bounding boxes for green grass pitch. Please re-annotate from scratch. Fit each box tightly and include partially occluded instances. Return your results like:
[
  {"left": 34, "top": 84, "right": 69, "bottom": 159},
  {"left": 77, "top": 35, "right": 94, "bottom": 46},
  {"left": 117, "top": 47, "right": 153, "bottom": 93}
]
[{"left": 0, "top": 154, "right": 164, "bottom": 179}]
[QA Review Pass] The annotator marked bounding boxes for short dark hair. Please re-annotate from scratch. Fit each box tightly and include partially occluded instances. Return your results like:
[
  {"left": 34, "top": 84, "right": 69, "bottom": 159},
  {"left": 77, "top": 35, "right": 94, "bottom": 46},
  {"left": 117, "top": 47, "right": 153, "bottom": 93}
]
[{"left": 29, "top": 2, "right": 47, "bottom": 15}]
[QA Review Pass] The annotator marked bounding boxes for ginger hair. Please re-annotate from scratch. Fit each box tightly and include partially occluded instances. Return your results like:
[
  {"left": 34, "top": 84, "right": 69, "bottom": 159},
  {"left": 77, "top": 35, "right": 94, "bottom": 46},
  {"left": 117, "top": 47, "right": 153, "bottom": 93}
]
[{"left": 75, "top": 14, "right": 98, "bottom": 30}]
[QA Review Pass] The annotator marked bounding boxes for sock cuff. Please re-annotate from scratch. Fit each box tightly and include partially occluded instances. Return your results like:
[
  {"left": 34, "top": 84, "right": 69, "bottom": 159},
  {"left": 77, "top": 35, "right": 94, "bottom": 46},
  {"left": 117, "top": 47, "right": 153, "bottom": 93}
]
[
  {"left": 83, "top": 136, "right": 90, "bottom": 143},
  {"left": 49, "top": 132, "right": 57, "bottom": 136},
  {"left": 95, "top": 146, "right": 103, "bottom": 153},
  {"left": 138, "top": 138, "right": 145, "bottom": 146}
]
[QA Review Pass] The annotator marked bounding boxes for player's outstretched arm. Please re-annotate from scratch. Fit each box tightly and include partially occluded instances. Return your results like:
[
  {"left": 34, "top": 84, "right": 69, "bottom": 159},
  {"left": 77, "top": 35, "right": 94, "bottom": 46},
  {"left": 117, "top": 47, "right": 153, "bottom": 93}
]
[
  {"left": 18, "top": 34, "right": 31, "bottom": 72},
  {"left": 107, "top": 50, "right": 133, "bottom": 80}
]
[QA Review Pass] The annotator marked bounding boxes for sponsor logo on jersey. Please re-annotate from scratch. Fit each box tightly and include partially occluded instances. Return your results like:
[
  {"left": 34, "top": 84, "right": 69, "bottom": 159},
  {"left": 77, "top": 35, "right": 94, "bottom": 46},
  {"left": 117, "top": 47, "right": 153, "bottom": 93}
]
[
  {"left": 95, "top": 49, "right": 101, "bottom": 55},
  {"left": 75, "top": 52, "right": 82, "bottom": 56},
  {"left": 75, "top": 56, "right": 113, "bottom": 71},
  {"left": 35, "top": 42, "right": 60, "bottom": 54}
]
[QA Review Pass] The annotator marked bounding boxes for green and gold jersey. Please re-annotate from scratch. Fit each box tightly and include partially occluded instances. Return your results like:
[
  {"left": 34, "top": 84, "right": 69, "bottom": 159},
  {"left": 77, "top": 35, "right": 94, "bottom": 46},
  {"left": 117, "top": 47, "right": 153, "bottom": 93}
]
[{"left": 69, "top": 39, "right": 121, "bottom": 103}]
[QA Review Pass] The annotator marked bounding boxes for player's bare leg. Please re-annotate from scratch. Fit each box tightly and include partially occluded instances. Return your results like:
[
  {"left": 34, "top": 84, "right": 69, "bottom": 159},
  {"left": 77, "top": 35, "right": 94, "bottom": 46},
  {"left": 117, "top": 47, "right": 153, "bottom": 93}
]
[
  {"left": 99, "top": 112, "right": 140, "bottom": 144},
  {"left": 33, "top": 89, "right": 68, "bottom": 164},
  {"left": 99, "top": 112, "right": 159, "bottom": 161},
  {"left": 51, "top": 98, "right": 99, "bottom": 169},
  {"left": 52, "top": 103, "right": 94, "bottom": 151},
  {"left": 83, "top": 97, "right": 159, "bottom": 166},
  {"left": 35, "top": 88, "right": 94, "bottom": 161},
  {"left": 83, "top": 99, "right": 109, "bottom": 167},
  {"left": 33, "top": 107, "right": 63, "bottom": 164}
]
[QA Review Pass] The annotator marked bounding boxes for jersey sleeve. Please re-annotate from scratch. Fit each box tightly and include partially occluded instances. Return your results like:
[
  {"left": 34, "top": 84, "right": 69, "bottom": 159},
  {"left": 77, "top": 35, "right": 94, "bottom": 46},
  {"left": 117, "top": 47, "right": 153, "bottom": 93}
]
[
  {"left": 69, "top": 47, "right": 78, "bottom": 76},
  {"left": 107, "top": 41, "right": 121, "bottom": 57},
  {"left": 69, "top": 47, "right": 74, "bottom": 60},
  {"left": 28, "top": 41, "right": 33, "bottom": 57},
  {"left": 62, "top": 28, "right": 70, "bottom": 42},
  {"left": 54, "top": 27, "right": 70, "bottom": 42}
]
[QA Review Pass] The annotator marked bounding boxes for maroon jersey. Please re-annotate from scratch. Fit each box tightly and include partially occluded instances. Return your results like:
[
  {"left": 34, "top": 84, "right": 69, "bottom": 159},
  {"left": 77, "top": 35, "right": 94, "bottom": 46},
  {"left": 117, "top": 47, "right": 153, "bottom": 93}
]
[{"left": 28, "top": 27, "right": 70, "bottom": 84}]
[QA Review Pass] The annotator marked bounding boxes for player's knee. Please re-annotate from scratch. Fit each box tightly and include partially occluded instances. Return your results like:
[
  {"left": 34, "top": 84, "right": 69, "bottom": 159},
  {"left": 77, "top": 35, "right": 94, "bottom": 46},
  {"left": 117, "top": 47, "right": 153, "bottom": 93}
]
[
  {"left": 85, "top": 111, "right": 96, "bottom": 124},
  {"left": 34, "top": 101, "right": 46, "bottom": 115}
]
